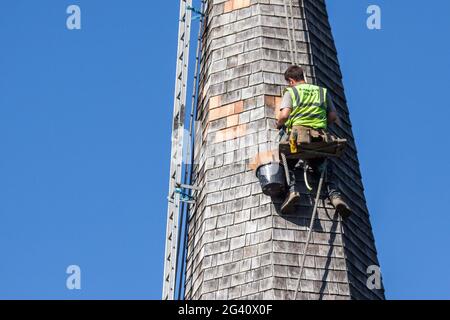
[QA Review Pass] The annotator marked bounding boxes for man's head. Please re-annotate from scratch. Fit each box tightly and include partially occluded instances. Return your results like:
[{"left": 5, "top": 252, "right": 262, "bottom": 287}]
[{"left": 284, "top": 65, "right": 305, "bottom": 87}]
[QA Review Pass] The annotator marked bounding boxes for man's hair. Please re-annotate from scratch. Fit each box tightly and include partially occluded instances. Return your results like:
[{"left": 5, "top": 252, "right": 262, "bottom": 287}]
[{"left": 284, "top": 65, "right": 305, "bottom": 82}]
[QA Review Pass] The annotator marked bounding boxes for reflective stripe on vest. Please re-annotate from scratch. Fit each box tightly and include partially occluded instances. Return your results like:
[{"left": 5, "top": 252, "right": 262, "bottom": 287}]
[{"left": 284, "top": 84, "right": 328, "bottom": 130}]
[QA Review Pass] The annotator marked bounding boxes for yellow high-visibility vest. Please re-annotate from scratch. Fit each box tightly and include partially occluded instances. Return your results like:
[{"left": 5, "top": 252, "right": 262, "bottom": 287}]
[{"left": 284, "top": 83, "right": 328, "bottom": 130}]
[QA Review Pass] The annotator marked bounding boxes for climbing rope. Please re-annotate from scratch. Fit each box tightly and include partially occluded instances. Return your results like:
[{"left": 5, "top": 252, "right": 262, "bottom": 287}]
[
  {"left": 289, "top": 0, "right": 299, "bottom": 64},
  {"left": 299, "top": 0, "right": 317, "bottom": 84},
  {"left": 283, "top": 0, "right": 318, "bottom": 84},
  {"left": 293, "top": 159, "right": 328, "bottom": 300},
  {"left": 281, "top": 0, "right": 339, "bottom": 300},
  {"left": 283, "top": 0, "right": 295, "bottom": 65},
  {"left": 303, "top": 162, "right": 313, "bottom": 191},
  {"left": 283, "top": 0, "right": 298, "bottom": 65},
  {"left": 280, "top": 152, "right": 291, "bottom": 187}
]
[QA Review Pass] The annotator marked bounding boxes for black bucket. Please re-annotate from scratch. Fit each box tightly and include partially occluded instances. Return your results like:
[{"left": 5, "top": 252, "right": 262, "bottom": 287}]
[{"left": 256, "top": 162, "right": 287, "bottom": 197}]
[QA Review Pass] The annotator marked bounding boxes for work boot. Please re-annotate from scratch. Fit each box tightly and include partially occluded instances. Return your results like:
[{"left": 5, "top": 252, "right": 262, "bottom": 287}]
[
  {"left": 330, "top": 196, "right": 352, "bottom": 219},
  {"left": 281, "top": 191, "right": 300, "bottom": 214}
]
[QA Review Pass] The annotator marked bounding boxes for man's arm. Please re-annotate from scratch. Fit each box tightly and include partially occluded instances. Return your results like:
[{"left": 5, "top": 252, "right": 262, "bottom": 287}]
[
  {"left": 276, "top": 91, "right": 293, "bottom": 129},
  {"left": 276, "top": 108, "right": 291, "bottom": 129},
  {"left": 326, "top": 91, "right": 338, "bottom": 125}
]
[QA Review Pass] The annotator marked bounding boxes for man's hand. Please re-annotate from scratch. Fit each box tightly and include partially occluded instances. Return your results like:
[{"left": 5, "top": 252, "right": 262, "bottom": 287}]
[
  {"left": 276, "top": 108, "right": 291, "bottom": 130},
  {"left": 327, "top": 111, "right": 338, "bottom": 125}
]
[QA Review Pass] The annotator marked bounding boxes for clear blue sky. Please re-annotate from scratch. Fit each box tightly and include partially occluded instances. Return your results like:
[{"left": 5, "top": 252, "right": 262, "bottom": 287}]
[{"left": 0, "top": 0, "right": 449, "bottom": 300}]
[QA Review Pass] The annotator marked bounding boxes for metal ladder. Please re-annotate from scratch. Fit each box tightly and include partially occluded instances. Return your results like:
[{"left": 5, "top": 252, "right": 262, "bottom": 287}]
[{"left": 162, "top": 0, "right": 193, "bottom": 301}]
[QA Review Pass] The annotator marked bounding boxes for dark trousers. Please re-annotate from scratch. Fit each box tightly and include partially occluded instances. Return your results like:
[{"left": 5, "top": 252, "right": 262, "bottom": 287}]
[{"left": 287, "top": 157, "right": 340, "bottom": 199}]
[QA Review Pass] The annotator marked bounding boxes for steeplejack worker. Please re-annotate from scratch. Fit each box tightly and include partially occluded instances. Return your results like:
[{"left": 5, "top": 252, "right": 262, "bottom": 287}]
[{"left": 276, "top": 65, "right": 352, "bottom": 218}]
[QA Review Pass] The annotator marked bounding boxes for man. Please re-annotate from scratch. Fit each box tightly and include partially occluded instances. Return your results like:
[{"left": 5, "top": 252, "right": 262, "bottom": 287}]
[{"left": 276, "top": 65, "right": 352, "bottom": 218}]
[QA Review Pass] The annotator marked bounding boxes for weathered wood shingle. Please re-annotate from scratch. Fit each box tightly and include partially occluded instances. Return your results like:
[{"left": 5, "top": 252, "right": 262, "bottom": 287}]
[{"left": 185, "top": 0, "right": 385, "bottom": 300}]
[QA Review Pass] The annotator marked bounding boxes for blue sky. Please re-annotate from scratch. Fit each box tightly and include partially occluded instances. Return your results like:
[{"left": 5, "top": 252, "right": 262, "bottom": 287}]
[{"left": 0, "top": 0, "right": 449, "bottom": 300}]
